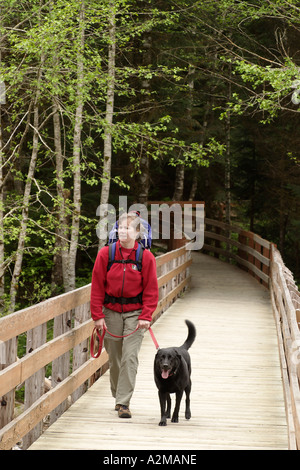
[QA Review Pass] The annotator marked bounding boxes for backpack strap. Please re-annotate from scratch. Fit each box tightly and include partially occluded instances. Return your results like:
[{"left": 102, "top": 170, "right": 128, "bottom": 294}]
[
  {"left": 107, "top": 242, "right": 117, "bottom": 272},
  {"left": 135, "top": 242, "right": 144, "bottom": 272},
  {"left": 105, "top": 242, "right": 145, "bottom": 306},
  {"left": 104, "top": 292, "right": 143, "bottom": 305},
  {"left": 107, "top": 242, "right": 144, "bottom": 272}
]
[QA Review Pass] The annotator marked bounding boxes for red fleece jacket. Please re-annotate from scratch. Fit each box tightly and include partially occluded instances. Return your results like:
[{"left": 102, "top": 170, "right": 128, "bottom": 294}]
[{"left": 90, "top": 241, "right": 159, "bottom": 322}]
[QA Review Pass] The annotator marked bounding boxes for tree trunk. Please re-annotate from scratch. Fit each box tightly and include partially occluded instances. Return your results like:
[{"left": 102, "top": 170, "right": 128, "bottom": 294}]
[
  {"left": 52, "top": 99, "right": 69, "bottom": 293},
  {"left": 0, "top": 12, "right": 4, "bottom": 306},
  {"left": 225, "top": 68, "right": 231, "bottom": 226},
  {"left": 9, "top": 62, "right": 43, "bottom": 312},
  {"left": 189, "top": 176, "right": 198, "bottom": 201},
  {"left": 189, "top": 103, "right": 209, "bottom": 201},
  {"left": 279, "top": 152, "right": 288, "bottom": 255},
  {"left": 136, "top": 30, "right": 152, "bottom": 205},
  {"left": 0, "top": 30, "right": 14, "bottom": 429},
  {"left": 50, "top": 2, "right": 85, "bottom": 425},
  {"left": 172, "top": 164, "right": 185, "bottom": 201},
  {"left": 98, "top": 2, "right": 116, "bottom": 249},
  {"left": 137, "top": 145, "right": 150, "bottom": 205},
  {"left": 67, "top": 1, "right": 85, "bottom": 290},
  {"left": 0, "top": 100, "right": 4, "bottom": 307},
  {"left": 174, "top": 65, "right": 193, "bottom": 202}
]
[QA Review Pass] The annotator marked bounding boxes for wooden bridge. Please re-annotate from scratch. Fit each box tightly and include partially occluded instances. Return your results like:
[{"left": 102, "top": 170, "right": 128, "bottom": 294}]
[{"left": 0, "top": 218, "right": 300, "bottom": 450}]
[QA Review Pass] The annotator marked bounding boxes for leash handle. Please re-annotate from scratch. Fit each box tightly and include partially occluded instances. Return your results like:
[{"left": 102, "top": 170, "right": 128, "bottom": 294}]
[
  {"left": 90, "top": 327, "right": 105, "bottom": 358},
  {"left": 90, "top": 325, "right": 159, "bottom": 358}
]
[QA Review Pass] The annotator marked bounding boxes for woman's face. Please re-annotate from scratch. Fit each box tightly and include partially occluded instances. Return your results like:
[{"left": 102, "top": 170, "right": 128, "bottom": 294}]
[{"left": 118, "top": 217, "right": 138, "bottom": 244}]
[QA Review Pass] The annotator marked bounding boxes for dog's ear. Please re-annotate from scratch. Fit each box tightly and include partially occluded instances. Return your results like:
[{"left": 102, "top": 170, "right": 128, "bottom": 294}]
[
  {"left": 172, "top": 351, "right": 181, "bottom": 375},
  {"left": 156, "top": 350, "right": 162, "bottom": 360}
]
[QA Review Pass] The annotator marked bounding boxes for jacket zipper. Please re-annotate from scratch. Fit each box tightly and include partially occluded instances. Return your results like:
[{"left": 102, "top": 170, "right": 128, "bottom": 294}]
[
  {"left": 119, "top": 245, "right": 131, "bottom": 313},
  {"left": 120, "top": 262, "right": 126, "bottom": 312},
  {"left": 119, "top": 244, "right": 134, "bottom": 313}
]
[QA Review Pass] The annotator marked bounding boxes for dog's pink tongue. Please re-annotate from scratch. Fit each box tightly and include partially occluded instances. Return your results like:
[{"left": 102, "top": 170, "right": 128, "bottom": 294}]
[{"left": 162, "top": 370, "right": 169, "bottom": 379}]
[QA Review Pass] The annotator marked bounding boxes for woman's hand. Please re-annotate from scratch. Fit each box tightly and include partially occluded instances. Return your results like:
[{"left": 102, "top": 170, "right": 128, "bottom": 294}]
[
  {"left": 94, "top": 318, "right": 106, "bottom": 332},
  {"left": 138, "top": 319, "right": 150, "bottom": 330}
]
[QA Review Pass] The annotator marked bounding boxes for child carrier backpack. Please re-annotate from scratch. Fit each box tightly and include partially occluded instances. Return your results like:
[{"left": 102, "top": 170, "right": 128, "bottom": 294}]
[
  {"left": 105, "top": 240, "right": 145, "bottom": 305},
  {"left": 108, "top": 211, "right": 152, "bottom": 249},
  {"left": 107, "top": 211, "right": 151, "bottom": 273},
  {"left": 105, "top": 212, "right": 151, "bottom": 306}
]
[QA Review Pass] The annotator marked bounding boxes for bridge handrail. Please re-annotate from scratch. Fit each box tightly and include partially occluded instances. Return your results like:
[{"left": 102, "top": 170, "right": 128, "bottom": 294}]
[
  {"left": 270, "top": 245, "right": 300, "bottom": 450},
  {"left": 1, "top": 215, "right": 300, "bottom": 449},
  {"left": 204, "top": 217, "right": 300, "bottom": 449},
  {"left": 0, "top": 245, "right": 191, "bottom": 450},
  {"left": 203, "top": 218, "right": 271, "bottom": 288}
]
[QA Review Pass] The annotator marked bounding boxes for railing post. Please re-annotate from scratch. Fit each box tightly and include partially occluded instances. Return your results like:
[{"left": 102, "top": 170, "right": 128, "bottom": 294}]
[
  {"left": 0, "top": 338, "right": 17, "bottom": 430},
  {"left": 248, "top": 233, "right": 254, "bottom": 271},
  {"left": 50, "top": 309, "right": 72, "bottom": 425},
  {"left": 262, "top": 245, "right": 271, "bottom": 289},
  {"left": 214, "top": 224, "right": 221, "bottom": 259},
  {"left": 238, "top": 231, "right": 248, "bottom": 272},
  {"left": 23, "top": 323, "right": 47, "bottom": 449},
  {"left": 254, "top": 239, "right": 261, "bottom": 283},
  {"left": 296, "top": 310, "right": 300, "bottom": 330},
  {"left": 72, "top": 302, "right": 90, "bottom": 403}
]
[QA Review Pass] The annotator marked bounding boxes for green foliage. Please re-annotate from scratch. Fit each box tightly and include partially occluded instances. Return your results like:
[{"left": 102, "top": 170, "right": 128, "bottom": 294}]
[
  {"left": 1, "top": 0, "right": 300, "bottom": 314},
  {"left": 227, "top": 58, "right": 300, "bottom": 122}
]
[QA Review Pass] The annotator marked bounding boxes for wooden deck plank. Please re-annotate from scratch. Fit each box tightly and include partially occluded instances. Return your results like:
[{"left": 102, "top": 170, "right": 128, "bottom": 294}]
[{"left": 29, "top": 253, "right": 288, "bottom": 450}]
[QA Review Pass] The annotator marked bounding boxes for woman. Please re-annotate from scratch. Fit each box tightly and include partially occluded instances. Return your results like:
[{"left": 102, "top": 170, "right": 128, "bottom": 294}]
[{"left": 90, "top": 212, "right": 159, "bottom": 418}]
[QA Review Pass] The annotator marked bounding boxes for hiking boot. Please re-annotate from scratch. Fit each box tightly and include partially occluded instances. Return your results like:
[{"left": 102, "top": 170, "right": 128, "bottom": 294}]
[{"left": 118, "top": 405, "right": 131, "bottom": 418}]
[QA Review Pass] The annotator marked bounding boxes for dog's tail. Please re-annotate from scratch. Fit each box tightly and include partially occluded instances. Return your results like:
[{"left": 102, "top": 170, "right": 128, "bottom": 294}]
[{"left": 181, "top": 320, "right": 196, "bottom": 350}]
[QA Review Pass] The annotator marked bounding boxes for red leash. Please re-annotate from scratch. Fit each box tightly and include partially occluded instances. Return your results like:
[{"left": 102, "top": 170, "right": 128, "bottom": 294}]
[{"left": 91, "top": 325, "right": 159, "bottom": 358}]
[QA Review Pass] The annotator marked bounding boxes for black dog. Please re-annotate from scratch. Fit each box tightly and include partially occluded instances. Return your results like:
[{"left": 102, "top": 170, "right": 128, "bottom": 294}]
[{"left": 154, "top": 320, "right": 196, "bottom": 426}]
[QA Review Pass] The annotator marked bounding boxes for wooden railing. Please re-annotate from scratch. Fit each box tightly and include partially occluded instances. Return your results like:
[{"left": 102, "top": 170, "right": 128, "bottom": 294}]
[
  {"left": 203, "top": 218, "right": 271, "bottom": 288},
  {"left": 203, "top": 217, "right": 300, "bottom": 449},
  {"left": 270, "top": 245, "right": 300, "bottom": 450},
  {"left": 1, "top": 215, "right": 299, "bottom": 450},
  {"left": 0, "top": 245, "right": 191, "bottom": 450}
]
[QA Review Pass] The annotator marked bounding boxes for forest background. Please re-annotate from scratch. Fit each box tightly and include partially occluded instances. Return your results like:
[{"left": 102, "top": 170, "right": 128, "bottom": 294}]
[{"left": 0, "top": 0, "right": 300, "bottom": 316}]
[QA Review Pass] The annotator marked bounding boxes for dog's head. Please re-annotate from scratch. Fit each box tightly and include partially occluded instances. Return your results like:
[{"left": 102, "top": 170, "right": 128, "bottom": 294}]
[{"left": 155, "top": 348, "right": 181, "bottom": 379}]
